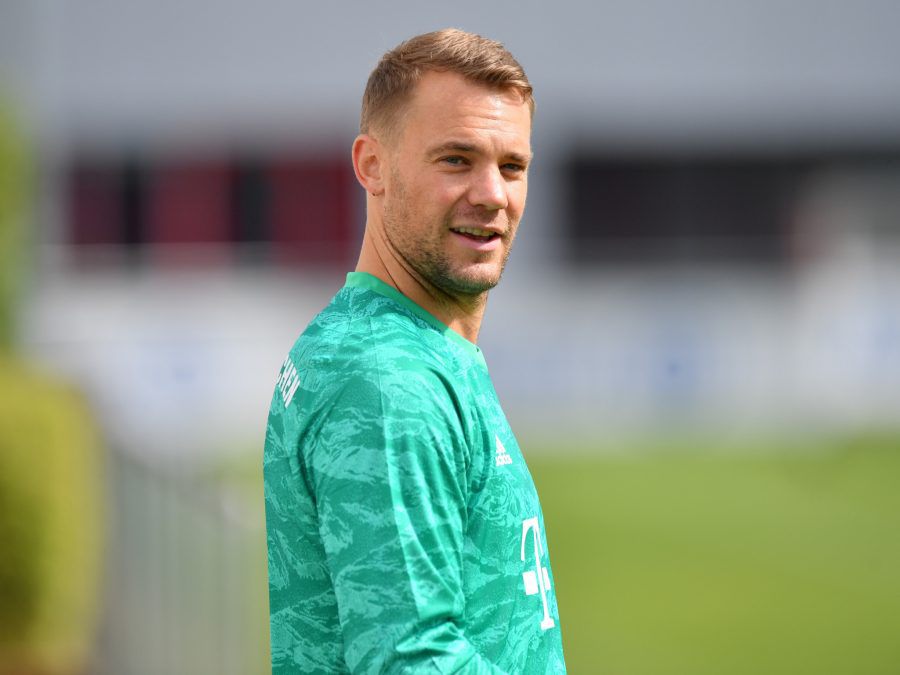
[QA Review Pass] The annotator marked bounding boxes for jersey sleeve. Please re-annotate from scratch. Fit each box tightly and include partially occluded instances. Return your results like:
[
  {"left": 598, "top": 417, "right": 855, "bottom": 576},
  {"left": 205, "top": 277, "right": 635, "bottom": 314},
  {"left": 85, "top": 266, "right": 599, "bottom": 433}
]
[{"left": 304, "top": 354, "right": 508, "bottom": 674}]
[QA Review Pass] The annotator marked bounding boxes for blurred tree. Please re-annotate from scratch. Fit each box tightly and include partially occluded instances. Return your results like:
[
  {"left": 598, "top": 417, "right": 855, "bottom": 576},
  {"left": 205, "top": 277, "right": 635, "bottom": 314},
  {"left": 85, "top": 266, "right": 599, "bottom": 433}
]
[
  {"left": 0, "top": 101, "right": 28, "bottom": 350},
  {"left": 0, "top": 360, "right": 104, "bottom": 675},
  {"left": 0, "top": 100, "right": 104, "bottom": 675}
]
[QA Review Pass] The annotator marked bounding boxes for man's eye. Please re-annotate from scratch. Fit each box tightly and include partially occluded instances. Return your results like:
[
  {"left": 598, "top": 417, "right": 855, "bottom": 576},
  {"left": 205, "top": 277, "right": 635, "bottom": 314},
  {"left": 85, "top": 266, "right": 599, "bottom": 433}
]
[
  {"left": 442, "top": 156, "right": 466, "bottom": 166},
  {"left": 502, "top": 163, "right": 526, "bottom": 173}
]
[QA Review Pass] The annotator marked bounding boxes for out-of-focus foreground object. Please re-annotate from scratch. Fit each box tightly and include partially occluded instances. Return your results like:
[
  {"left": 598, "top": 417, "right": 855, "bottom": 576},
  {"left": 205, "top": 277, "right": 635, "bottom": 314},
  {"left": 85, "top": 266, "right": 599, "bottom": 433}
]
[
  {"left": 0, "top": 102, "right": 25, "bottom": 349},
  {"left": 0, "top": 360, "right": 105, "bottom": 675},
  {"left": 0, "top": 100, "right": 105, "bottom": 675}
]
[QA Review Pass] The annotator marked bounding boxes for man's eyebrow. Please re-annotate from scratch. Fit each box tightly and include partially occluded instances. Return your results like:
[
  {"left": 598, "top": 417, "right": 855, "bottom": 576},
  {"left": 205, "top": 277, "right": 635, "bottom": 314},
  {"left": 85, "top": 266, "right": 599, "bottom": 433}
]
[
  {"left": 504, "top": 151, "right": 533, "bottom": 165},
  {"left": 427, "top": 141, "right": 478, "bottom": 156},
  {"left": 427, "top": 141, "right": 532, "bottom": 164}
]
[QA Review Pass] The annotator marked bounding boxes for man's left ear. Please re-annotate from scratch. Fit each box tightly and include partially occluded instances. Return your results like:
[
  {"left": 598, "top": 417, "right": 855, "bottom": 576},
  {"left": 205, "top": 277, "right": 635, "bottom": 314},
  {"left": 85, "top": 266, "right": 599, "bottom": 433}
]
[{"left": 352, "top": 134, "right": 385, "bottom": 196}]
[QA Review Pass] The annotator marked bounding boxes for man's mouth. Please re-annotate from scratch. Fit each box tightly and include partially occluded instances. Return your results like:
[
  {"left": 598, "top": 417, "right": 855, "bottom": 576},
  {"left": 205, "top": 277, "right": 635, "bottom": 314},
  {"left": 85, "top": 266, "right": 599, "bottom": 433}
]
[{"left": 450, "top": 226, "right": 501, "bottom": 242}]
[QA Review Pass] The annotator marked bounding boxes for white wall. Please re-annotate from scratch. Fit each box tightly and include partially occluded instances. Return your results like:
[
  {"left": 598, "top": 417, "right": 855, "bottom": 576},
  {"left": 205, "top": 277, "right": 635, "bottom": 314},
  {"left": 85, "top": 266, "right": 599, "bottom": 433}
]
[{"left": 9, "top": 0, "right": 900, "bottom": 143}]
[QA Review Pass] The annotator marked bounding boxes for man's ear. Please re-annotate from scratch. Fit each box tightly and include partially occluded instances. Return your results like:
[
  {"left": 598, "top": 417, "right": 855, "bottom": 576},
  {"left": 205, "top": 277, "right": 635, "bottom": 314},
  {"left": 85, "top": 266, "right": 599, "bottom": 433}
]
[{"left": 352, "top": 134, "right": 385, "bottom": 196}]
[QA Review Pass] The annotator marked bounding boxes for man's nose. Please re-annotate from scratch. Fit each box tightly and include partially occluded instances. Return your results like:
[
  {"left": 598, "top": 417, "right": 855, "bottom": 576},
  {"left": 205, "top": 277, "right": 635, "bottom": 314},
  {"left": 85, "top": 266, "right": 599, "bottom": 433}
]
[{"left": 468, "top": 165, "right": 508, "bottom": 211}]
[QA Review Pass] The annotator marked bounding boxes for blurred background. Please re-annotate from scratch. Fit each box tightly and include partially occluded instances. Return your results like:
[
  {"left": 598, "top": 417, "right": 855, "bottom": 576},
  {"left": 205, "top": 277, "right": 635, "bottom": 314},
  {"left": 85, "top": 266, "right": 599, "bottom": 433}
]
[{"left": 1, "top": 1, "right": 899, "bottom": 673}]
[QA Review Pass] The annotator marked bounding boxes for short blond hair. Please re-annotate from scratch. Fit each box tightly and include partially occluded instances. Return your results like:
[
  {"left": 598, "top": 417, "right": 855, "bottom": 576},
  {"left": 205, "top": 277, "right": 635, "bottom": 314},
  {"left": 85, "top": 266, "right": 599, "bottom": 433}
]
[{"left": 360, "top": 28, "right": 534, "bottom": 140}]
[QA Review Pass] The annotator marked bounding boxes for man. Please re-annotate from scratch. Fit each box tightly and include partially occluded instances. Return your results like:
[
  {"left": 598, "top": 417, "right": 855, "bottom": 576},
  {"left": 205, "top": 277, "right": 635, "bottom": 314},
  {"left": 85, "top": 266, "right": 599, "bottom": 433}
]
[{"left": 264, "top": 29, "right": 566, "bottom": 673}]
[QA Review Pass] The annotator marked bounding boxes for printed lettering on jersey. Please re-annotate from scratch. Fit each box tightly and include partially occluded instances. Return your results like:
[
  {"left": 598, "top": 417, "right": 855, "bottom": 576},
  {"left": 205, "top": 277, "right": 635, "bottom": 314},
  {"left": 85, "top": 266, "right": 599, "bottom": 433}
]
[
  {"left": 276, "top": 355, "right": 301, "bottom": 407},
  {"left": 495, "top": 435, "right": 513, "bottom": 467}
]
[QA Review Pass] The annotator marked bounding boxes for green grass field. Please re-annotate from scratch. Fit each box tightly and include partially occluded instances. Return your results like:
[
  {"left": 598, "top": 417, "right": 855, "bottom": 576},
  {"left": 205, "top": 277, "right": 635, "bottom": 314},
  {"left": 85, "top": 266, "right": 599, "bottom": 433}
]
[
  {"left": 528, "top": 434, "right": 900, "bottom": 674},
  {"left": 227, "top": 432, "right": 900, "bottom": 674}
]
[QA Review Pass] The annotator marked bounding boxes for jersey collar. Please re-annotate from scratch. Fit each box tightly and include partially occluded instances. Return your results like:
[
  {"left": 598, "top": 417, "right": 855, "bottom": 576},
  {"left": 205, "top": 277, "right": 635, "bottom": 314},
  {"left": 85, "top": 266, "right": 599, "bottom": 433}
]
[{"left": 345, "top": 272, "right": 486, "bottom": 364}]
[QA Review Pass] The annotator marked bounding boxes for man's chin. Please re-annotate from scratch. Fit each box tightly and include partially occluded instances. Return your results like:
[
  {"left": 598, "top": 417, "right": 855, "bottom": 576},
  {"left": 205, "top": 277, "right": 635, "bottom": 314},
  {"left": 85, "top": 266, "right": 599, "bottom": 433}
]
[{"left": 438, "top": 266, "right": 504, "bottom": 297}]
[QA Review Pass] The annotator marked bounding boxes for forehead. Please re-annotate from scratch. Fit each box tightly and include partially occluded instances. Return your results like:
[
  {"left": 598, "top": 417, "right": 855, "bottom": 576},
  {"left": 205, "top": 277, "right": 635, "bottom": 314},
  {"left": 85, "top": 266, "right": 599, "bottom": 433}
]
[{"left": 398, "top": 71, "right": 532, "bottom": 152}]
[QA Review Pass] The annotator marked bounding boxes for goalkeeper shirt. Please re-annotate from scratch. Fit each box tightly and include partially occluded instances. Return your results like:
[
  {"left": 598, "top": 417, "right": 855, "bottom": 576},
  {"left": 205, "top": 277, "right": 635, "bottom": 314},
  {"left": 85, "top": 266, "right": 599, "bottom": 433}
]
[{"left": 264, "top": 272, "right": 566, "bottom": 674}]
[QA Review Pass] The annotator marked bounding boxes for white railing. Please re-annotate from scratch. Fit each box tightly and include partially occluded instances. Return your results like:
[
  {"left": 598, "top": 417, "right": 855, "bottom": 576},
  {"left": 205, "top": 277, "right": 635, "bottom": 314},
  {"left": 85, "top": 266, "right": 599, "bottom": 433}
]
[{"left": 94, "top": 448, "right": 269, "bottom": 675}]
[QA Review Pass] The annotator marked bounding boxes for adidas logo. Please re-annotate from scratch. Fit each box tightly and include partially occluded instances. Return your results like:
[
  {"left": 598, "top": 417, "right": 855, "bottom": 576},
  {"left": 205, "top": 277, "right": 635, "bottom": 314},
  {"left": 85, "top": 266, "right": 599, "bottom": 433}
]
[{"left": 495, "top": 436, "right": 513, "bottom": 467}]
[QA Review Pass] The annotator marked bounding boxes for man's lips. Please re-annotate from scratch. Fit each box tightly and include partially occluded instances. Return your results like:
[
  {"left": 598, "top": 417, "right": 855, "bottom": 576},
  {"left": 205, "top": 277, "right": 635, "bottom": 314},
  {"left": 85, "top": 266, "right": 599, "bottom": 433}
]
[
  {"left": 449, "top": 226, "right": 503, "bottom": 250},
  {"left": 450, "top": 225, "right": 502, "bottom": 240}
]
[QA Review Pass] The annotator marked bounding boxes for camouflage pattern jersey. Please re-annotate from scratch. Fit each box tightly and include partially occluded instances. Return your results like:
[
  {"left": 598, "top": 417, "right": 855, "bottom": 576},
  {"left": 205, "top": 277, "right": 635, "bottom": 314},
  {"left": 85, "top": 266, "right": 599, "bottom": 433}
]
[{"left": 264, "top": 272, "right": 566, "bottom": 674}]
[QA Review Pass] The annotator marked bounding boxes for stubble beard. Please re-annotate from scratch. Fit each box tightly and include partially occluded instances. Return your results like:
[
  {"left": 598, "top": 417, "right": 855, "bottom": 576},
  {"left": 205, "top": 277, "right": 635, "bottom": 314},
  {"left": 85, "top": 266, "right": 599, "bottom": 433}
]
[{"left": 382, "top": 171, "right": 516, "bottom": 299}]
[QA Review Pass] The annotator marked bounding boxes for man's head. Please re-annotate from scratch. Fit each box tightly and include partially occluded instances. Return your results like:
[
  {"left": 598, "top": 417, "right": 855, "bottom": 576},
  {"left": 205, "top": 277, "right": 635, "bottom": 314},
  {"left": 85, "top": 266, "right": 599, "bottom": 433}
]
[
  {"left": 353, "top": 29, "right": 534, "bottom": 301},
  {"left": 360, "top": 28, "right": 534, "bottom": 143}
]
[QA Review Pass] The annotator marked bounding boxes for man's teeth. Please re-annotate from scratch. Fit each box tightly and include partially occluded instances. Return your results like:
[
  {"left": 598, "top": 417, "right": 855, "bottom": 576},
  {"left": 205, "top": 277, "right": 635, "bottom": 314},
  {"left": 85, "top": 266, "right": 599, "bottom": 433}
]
[{"left": 453, "top": 227, "right": 494, "bottom": 237}]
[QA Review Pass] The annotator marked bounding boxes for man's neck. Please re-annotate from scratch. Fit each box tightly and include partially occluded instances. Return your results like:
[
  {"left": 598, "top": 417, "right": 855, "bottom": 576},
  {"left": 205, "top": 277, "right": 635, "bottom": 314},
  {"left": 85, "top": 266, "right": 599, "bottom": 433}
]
[{"left": 355, "top": 228, "right": 487, "bottom": 344}]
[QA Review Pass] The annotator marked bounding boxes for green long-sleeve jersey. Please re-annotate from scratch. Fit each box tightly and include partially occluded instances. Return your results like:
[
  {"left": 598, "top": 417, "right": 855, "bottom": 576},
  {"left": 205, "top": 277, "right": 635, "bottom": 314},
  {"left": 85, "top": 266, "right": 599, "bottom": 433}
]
[{"left": 264, "top": 272, "right": 566, "bottom": 673}]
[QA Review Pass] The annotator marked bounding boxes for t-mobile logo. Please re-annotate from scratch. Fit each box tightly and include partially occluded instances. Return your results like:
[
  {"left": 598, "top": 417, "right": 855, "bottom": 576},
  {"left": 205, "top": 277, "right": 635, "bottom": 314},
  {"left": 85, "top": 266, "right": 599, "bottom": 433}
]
[{"left": 521, "top": 517, "right": 555, "bottom": 630}]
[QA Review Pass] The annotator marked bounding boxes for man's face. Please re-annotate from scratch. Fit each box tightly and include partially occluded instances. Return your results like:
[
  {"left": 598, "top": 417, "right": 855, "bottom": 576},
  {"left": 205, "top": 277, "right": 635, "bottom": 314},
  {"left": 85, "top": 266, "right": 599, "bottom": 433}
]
[{"left": 379, "top": 70, "right": 532, "bottom": 298}]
